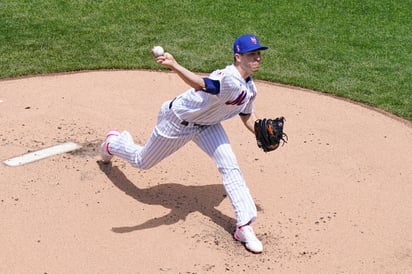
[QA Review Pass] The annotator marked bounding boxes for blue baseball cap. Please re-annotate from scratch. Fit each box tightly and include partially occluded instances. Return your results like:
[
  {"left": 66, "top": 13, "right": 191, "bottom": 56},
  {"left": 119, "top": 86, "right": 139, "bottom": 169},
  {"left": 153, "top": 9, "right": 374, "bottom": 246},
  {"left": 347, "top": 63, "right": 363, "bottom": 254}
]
[{"left": 233, "top": 34, "right": 268, "bottom": 54}]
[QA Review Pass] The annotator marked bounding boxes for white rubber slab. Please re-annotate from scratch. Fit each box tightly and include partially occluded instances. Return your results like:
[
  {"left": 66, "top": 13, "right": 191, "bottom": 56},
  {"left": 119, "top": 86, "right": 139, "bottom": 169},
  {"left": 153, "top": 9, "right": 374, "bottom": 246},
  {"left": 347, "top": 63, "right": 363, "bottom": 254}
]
[{"left": 3, "top": 142, "right": 82, "bottom": 167}]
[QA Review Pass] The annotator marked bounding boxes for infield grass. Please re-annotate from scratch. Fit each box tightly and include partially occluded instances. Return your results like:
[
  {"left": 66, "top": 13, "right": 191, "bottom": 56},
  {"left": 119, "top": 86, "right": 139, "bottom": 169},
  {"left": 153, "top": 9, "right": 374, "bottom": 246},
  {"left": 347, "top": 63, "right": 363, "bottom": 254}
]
[{"left": 0, "top": 0, "right": 411, "bottom": 120}]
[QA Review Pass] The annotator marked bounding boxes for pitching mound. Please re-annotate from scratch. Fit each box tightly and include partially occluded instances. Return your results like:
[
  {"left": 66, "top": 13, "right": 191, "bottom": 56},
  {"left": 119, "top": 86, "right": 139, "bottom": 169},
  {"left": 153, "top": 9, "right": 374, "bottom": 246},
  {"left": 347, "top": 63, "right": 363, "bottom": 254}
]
[{"left": 0, "top": 70, "right": 411, "bottom": 273}]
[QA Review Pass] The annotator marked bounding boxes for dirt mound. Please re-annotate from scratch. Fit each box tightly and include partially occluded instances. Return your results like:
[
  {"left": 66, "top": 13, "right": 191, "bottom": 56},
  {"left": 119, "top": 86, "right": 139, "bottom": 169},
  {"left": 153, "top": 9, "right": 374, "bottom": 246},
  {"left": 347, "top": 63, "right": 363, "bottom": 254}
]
[{"left": 1, "top": 70, "right": 411, "bottom": 273}]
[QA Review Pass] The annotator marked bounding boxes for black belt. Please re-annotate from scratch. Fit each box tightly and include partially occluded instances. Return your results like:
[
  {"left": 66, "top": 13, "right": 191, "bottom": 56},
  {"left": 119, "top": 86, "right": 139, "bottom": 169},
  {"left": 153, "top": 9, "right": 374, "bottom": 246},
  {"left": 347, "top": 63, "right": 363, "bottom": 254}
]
[{"left": 168, "top": 98, "right": 208, "bottom": 128}]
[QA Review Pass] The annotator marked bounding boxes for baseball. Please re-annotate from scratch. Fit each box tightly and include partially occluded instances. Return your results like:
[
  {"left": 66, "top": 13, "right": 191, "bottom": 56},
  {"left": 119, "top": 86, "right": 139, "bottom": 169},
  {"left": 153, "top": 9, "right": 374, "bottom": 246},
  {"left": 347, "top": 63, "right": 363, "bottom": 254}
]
[{"left": 151, "top": 46, "right": 164, "bottom": 57}]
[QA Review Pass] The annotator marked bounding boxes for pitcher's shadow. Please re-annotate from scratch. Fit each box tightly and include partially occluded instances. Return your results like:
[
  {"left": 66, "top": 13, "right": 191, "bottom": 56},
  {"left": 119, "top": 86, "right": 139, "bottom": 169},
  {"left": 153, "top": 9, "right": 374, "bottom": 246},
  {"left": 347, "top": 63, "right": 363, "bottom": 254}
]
[{"left": 98, "top": 161, "right": 236, "bottom": 234}]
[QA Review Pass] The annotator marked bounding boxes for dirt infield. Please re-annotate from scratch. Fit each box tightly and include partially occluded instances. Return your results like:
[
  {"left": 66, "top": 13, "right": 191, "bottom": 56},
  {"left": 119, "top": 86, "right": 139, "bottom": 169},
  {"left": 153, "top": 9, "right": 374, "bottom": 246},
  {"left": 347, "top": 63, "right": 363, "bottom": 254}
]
[{"left": 1, "top": 70, "right": 411, "bottom": 273}]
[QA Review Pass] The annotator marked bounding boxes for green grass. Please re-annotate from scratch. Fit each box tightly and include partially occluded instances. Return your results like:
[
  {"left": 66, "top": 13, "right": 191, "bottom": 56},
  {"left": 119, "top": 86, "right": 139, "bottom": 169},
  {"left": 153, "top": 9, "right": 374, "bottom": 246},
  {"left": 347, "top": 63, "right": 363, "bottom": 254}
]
[{"left": 1, "top": 0, "right": 411, "bottom": 120}]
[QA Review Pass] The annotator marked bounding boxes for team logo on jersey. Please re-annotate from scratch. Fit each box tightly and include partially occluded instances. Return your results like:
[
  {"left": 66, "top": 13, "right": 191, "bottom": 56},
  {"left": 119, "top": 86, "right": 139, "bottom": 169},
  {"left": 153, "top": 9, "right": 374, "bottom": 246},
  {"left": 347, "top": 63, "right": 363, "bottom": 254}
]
[{"left": 225, "top": 90, "right": 247, "bottom": 106}]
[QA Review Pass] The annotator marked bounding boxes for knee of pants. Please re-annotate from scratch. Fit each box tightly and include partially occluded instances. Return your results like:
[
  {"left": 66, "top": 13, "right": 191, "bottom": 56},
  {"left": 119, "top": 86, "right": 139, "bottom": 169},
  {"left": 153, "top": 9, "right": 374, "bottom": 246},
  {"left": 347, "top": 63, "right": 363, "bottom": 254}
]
[{"left": 130, "top": 157, "right": 156, "bottom": 170}]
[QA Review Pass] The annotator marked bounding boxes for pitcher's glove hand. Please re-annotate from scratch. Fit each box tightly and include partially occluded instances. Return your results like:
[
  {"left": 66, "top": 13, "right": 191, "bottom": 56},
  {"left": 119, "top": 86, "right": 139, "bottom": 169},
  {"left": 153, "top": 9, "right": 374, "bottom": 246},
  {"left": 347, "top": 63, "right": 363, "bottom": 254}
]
[{"left": 254, "top": 117, "right": 288, "bottom": 152}]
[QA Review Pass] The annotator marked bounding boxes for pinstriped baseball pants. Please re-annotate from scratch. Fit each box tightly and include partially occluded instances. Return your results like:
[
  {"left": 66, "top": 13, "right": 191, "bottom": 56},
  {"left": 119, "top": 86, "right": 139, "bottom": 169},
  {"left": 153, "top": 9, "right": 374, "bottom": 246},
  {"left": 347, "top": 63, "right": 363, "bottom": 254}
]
[{"left": 108, "top": 100, "right": 257, "bottom": 227}]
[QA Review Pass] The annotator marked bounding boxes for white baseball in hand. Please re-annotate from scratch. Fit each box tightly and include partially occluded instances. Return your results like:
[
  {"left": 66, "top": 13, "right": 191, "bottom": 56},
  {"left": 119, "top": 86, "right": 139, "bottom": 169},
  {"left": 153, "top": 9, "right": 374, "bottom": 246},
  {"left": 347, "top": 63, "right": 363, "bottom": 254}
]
[{"left": 152, "top": 46, "right": 164, "bottom": 57}]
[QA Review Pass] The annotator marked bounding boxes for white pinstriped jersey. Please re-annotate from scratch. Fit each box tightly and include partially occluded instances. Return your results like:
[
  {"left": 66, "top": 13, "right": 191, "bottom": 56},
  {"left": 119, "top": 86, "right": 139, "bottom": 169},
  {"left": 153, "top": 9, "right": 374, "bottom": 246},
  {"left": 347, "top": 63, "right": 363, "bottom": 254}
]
[{"left": 170, "top": 64, "right": 257, "bottom": 125}]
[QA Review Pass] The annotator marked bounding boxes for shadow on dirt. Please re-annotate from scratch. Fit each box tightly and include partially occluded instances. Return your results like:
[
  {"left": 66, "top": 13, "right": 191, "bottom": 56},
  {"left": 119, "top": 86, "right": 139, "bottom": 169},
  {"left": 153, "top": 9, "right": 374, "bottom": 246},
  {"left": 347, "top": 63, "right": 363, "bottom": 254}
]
[{"left": 97, "top": 161, "right": 236, "bottom": 235}]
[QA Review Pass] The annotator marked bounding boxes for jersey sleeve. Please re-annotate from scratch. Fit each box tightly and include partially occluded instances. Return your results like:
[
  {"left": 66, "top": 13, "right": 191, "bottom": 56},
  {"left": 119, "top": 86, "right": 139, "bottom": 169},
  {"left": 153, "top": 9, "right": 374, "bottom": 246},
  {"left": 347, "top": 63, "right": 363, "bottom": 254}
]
[{"left": 203, "top": 77, "right": 220, "bottom": 95}]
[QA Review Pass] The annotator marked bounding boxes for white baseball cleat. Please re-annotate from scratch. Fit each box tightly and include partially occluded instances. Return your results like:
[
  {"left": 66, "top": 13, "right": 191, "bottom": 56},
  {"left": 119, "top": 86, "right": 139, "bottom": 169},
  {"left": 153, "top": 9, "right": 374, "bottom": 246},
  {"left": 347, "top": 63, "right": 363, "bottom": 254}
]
[
  {"left": 234, "top": 225, "right": 263, "bottom": 253},
  {"left": 100, "top": 130, "right": 120, "bottom": 163}
]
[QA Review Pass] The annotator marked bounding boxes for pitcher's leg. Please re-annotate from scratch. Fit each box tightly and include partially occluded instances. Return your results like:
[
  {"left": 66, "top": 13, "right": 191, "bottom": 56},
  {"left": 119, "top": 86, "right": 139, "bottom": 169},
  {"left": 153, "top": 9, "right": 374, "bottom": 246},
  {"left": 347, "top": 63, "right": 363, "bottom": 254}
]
[
  {"left": 105, "top": 100, "right": 192, "bottom": 169},
  {"left": 106, "top": 130, "right": 143, "bottom": 167},
  {"left": 218, "top": 154, "right": 257, "bottom": 226},
  {"left": 193, "top": 125, "right": 257, "bottom": 226},
  {"left": 109, "top": 129, "right": 190, "bottom": 170}
]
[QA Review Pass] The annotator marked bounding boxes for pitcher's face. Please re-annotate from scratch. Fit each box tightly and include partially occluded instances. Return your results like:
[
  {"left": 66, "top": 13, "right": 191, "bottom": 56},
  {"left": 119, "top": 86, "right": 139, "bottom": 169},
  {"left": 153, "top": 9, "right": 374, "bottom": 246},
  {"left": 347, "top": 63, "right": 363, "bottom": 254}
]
[{"left": 237, "top": 50, "right": 262, "bottom": 74}]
